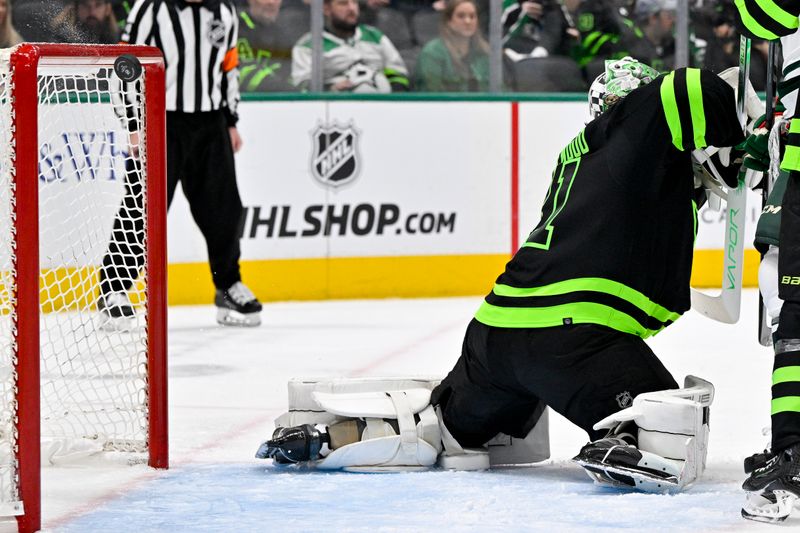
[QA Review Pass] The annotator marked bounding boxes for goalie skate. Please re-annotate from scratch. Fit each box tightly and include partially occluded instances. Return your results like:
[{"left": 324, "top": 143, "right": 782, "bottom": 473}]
[{"left": 573, "top": 438, "right": 683, "bottom": 493}]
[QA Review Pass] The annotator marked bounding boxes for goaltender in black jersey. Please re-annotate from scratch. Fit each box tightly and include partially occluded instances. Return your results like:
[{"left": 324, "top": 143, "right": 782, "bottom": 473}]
[
  {"left": 477, "top": 67, "right": 743, "bottom": 337},
  {"left": 256, "top": 58, "right": 751, "bottom": 495}
]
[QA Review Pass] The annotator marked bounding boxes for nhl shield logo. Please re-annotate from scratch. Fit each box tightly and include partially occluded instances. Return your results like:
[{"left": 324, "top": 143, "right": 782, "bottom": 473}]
[
  {"left": 207, "top": 20, "right": 227, "bottom": 48},
  {"left": 310, "top": 122, "right": 360, "bottom": 188},
  {"left": 615, "top": 391, "right": 633, "bottom": 409}
]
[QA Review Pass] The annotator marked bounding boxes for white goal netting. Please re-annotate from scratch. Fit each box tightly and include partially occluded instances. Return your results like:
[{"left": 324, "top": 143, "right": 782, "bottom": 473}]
[
  {"left": 0, "top": 49, "right": 155, "bottom": 515},
  {"left": 0, "top": 49, "right": 19, "bottom": 516}
]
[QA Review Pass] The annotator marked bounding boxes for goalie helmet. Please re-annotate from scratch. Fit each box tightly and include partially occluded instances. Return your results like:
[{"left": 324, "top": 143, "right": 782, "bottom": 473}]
[{"left": 588, "top": 57, "right": 659, "bottom": 120}]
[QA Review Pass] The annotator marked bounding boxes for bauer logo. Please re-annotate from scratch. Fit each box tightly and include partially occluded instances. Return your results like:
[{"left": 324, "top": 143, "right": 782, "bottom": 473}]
[{"left": 310, "top": 122, "right": 360, "bottom": 189}]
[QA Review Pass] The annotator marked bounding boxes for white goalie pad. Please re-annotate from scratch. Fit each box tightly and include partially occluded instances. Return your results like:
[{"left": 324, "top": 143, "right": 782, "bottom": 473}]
[
  {"left": 275, "top": 377, "right": 550, "bottom": 470},
  {"left": 316, "top": 389, "right": 442, "bottom": 471},
  {"left": 590, "top": 376, "right": 714, "bottom": 491}
]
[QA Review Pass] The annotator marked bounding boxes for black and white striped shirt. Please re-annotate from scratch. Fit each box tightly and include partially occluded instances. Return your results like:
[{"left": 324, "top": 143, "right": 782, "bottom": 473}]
[{"left": 124, "top": 0, "right": 240, "bottom": 124}]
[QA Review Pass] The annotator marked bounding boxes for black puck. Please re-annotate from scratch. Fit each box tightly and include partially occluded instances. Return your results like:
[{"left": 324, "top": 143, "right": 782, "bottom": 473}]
[{"left": 114, "top": 54, "right": 143, "bottom": 82}]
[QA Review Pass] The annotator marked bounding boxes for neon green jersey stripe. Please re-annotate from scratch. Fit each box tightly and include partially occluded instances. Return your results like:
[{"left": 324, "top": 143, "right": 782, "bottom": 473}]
[
  {"left": 781, "top": 145, "right": 800, "bottom": 171},
  {"left": 771, "top": 396, "right": 800, "bottom": 415},
  {"left": 686, "top": 69, "right": 706, "bottom": 149},
  {"left": 475, "top": 301, "right": 662, "bottom": 338},
  {"left": 773, "top": 366, "right": 800, "bottom": 385},
  {"left": 783, "top": 118, "right": 800, "bottom": 171},
  {"left": 240, "top": 11, "right": 256, "bottom": 30},
  {"left": 660, "top": 72, "right": 683, "bottom": 150},
  {"left": 492, "top": 277, "right": 680, "bottom": 324},
  {"left": 590, "top": 34, "right": 614, "bottom": 55},
  {"left": 735, "top": 0, "right": 780, "bottom": 39},
  {"left": 755, "top": 0, "right": 799, "bottom": 32},
  {"left": 582, "top": 31, "right": 602, "bottom": 49}
]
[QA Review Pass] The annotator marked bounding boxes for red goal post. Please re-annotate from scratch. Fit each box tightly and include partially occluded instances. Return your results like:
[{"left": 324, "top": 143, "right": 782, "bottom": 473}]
[{"left": 1, "top": 43, "right": 168, "bottom": 533}]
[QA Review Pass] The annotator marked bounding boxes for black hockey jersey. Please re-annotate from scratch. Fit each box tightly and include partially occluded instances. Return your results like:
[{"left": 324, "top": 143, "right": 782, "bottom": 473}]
[{"left": 475, "top": 68, "right": 744, "bottom": 338}]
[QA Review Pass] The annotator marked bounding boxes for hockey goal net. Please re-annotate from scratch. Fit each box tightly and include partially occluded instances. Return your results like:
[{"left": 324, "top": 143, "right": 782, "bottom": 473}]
[{"left": 0, "top": 44, "right": 167, "bottom": 532}]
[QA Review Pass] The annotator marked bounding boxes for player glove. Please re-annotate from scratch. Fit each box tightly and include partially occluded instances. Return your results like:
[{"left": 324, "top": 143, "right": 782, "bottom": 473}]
[
  {"left": 740, "top": 124, "right": 770, "bottom": 173},
  {"left": 738, "top": 104, "right": 786, "bottom": 188}
]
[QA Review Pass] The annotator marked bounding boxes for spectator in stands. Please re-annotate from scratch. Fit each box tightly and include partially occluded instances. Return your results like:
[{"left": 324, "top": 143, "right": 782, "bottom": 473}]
[
  {"left": 629, "top": 0, "right": 676, "bottom": 71},
  {"left": 13, "top": 0, "right": 67, "bottom": 42},
  {"left": 501, "top": 0, "right": 570, "bottom": 60},
  {"left": 702, "top": 6, "right": 737, "bottom": 73},
  {"left": 111, "top": 0, "right": 132, "bottom": 28},
  {"left": 568, "top": 0, "right": 627, "bottom": 69},
  {"left": 52, "top": 0, "right": 120, "bottom": 44},
  {"left": 0, "top": 0, "right": 23, "bottom": 47},
  {"left": 415, "top": 0, "right": 488, "bottom": 91},
  {"left": 239, "top": 0, "right": 304, "bottom": 91},
  {"left": 291, "top": 0, "right": 409, "bottom": 92}
]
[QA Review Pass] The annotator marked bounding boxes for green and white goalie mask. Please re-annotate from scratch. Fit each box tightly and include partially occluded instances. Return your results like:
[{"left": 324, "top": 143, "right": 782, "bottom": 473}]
[{"left": 588, "top": 57, "right": 658, "bottom": 120}]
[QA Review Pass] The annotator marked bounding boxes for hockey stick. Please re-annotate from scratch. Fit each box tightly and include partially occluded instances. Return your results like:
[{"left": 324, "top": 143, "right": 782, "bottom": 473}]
[
  {"left": 689, "top": 36, "right": 750, "bottom": 323},
  {"left": 758, "top": 41, "right": 780, "bottom": 346}
]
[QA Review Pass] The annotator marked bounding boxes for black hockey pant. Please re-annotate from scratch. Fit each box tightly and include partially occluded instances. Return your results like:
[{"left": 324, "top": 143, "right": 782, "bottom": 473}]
[
  {"left": 772, "top": 169, "right": 800, "bottom": 452},
  {"left": 100, "top": 110, "right": 244, "bottom": 295},
  {"left": 431, "top": 320, "right": 678, "bottom": 448}
]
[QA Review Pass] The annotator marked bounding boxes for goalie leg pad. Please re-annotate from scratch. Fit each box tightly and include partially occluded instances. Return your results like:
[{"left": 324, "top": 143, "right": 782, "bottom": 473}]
[
  {"left": 315, "top": 389, "right": 442, "bottom": 470},
  {"left": 575, "top": 376, "right": 714, "bottom": 492},
  {"left": 269, "top": 377, "right": 548, "bottom": 470}
]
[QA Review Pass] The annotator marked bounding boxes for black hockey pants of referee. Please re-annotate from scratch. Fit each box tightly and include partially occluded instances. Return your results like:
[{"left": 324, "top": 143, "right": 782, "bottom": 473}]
[
  {"left": 431, "top": 320, "right": 679, "bottom": 448},
  {"left": 100, "top": 110, "right": 243, "bottom": 295},
  {"left": 772, "top": 169, "right": 800, "bottom": 452}
]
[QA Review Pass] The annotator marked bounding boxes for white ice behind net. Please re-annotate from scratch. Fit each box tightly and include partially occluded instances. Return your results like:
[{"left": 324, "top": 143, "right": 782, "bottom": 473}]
[{"left": 35, "top": 64, "right": 150, "bottom": 458}]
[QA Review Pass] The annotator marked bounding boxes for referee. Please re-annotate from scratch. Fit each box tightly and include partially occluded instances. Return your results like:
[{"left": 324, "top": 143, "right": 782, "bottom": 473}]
[{"left": 99, "top": 0, "right": 263, "bottom": 327}]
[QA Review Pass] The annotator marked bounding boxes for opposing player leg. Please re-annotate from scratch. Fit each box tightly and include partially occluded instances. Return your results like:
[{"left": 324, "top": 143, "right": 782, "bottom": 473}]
[{"left": 740, "top": 167, "right": 800, "bottom": 522}]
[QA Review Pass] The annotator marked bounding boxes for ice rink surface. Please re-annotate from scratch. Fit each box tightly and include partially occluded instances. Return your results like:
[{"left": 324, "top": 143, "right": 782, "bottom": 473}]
[{"left": 8, "top": 289, "right": 794, "bottom": 532}]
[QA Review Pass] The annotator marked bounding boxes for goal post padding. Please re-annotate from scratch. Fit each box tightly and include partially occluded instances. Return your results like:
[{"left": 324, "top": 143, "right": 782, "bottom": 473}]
[{"left": 0, "top": 43, "right": 168, "bottom": 533}]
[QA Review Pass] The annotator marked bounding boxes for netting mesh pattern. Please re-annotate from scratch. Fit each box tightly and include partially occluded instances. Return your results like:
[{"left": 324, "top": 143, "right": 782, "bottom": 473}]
[
  {"left": 36, "top": 65, "right": 150, "bottom": 454},
  {"left": 0, "top": 51, "right": 21, "bottom": 513}
]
